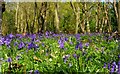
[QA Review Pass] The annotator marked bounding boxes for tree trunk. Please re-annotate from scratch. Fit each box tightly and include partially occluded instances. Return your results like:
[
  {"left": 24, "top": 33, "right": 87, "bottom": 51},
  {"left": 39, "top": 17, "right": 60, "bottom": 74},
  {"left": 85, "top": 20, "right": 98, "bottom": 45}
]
[
  {"left": 54, "top": 3, "right": 60, "bottom": 33},
  {"left": 0, "top": 2, "right": 2, "bottom": 35},
  {"left": 100, "top": 17, "right": 104, "bottom": 33},
  {"left": 95, "top": 8, "right": 98, "bottom": 32},
  {"left": 70, "top": 2, "right": 80, "bottom": 34},
  {"left": 96, "top": 3, "right": 100, "bottom": 33},
  {"left": 118, "top": 1, "right": 120, "bottom": 33},
  {"left": 15, "top": 2, "right": 19, "bottom": 33},
  {"left": 85, "top": 3, "right": 90, "bottom": 33}
]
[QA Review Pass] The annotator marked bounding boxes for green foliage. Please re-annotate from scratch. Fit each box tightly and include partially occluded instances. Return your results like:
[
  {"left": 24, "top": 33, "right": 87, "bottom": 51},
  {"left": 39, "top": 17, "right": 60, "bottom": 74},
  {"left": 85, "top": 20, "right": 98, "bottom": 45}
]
[{"left": 0, "top": 34, "right": 119, "bottom": 73}]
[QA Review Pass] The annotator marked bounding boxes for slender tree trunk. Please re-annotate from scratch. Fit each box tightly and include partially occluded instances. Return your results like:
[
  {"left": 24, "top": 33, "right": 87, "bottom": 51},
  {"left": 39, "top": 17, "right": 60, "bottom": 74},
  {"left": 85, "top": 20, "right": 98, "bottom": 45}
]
[
  {"left": 113, "top": 0, "right": 119, "bottom": 33},
  {"left": 38, "top": 2, "right": 47, "bottom": 33},
  {"left": 70, "top": 2, "right": 80, "bottom": 34},
  {"left": 95, "top": 3, "right": 100, "bottom": 33},
  {"left": 0, "top": 2, "right": 2, "bottom": 35},
  {"left": 85, "top": 3, "right": 90, "bottom": 33},
  {"left": 100, "top": 17, "right": 104, "bottom": 33},
  {"left": 118, "top": 1, "right": 120, "bottom": 33},
  {"left": 113, "top": 0, "right": 118, "bottom": 19},
  {"left": 21, "top": 9, "right": 24, "bottom": 33},
  {"left": 15, "top": 2, "right": 19, "bottom": 33},
  {"left": 95, "top": 8, "right": 98, "bottom": 32},
  {"left": 31, "top": 2, "right": 37, "bottom": 34},
  {"left": 54, "top": 3, "right": 60, "bottom": 33}
]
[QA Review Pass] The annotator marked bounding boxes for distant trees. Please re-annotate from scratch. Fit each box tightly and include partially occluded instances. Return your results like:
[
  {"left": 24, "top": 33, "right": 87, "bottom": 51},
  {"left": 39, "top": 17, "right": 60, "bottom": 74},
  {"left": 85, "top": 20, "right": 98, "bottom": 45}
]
[{"left": 1, "top": 1, "right": 120, "bottom": 35}]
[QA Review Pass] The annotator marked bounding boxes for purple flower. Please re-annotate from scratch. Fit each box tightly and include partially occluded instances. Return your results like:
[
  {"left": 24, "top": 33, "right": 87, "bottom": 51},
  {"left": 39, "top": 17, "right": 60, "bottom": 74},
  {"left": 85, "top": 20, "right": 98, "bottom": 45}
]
[
  {"left": 108, "top": 63, "right": 111, "bottom": 70},
  {"left": 103, "top": 63, "right": 106, "bottom": 68},
  {"left": 108, "top": 36, "right": 112, "bottom": 40},
  {"left": 16, "top": 34, "right": 23, "bottom": 38},
  {"left": 27, "top": 42, "right": 38, "bottom": 50},
  {"left": 58, "top": 38, "right": 65, "bottom": 49},
  {"left": 18, "top": 42, "right": 25, "bottom": 49},
  {"left": 45, "top": 31, "right": 49, "bottom": 36},
  {"left": 30, "top": 34, "right": 36, "bottom": 40},
  {"left": 65, "top": 37, "right": 68, "bottom": 41},
  {"left": 111, "top": 65, "right": 115, "bottom": 73},
  {"left": 0, "top": 39, "right": 4, "bottom": 45},
  {"left": 75, "top": 34, "right": 80, "bottom": 40},
  {"left": 117, "top": 60, "right": 120, "bottom": 73},
  {"left": 75, "top": 42, "right": 83, "bottom": 50},
  {"left": 63, "top": 54, "right": 70, "bottom": 63},
  {"left": 73, "top": 54, "right": 77, "bottom": 59},
  {"left": 16, "top": 55, "right": 21, "bottom": 60},
  {"left": 75, "top": 43, "right": 79, "bottom": 50},
  {"left": 59, "top": 42, "right": 64, "bottom": 49},
  {"left": 85, "top": 42, "right": 89, "bottom": 47},
  {"left": 8, "top": 34, "right": 14, "bottom": 38},
  {"left": 34, "top": 70, "right": 40, "bottom": 74},
  {"left": 7, "top": 57, "right": 12, "bottom": 63},
  {"left": 41, "top": 43, "right": 44, "bottom": 47},
  {"left": 79, "top": 42, "right": 83, "bottom": 49},
  {"left": 14, "top": 42, "right": 18, "bottom": 46},
  {"left": 69, "top": 41, "right": 73, "bottom": 45},
  {"left": 112, "top": 62, "right": 117, "bottom": 68},
  {"left": 118, "top": 55, "right": 120, "bottom": 59},
  {"left": 4, "top": 39, "right": 11, "bottom": 46},
  {"left": 35, "top": 39, "right": 40, "bottom": 42}
]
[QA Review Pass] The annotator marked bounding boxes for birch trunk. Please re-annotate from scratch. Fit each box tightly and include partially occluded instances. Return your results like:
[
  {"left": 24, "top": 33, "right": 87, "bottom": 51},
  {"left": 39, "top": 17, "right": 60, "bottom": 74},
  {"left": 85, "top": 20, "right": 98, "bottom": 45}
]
[
  {"left": 15, "top": 2, "right": 19, "bottom": 33},
  {"left": 118, "top": 1, "right": 120, "bottom": 33},
  {"left": 70, "top": 2, "right": 80, "bottom": 34},
  {"left": 0, "top": 2, "right": 2, "bottom": 35},
  {"left": 54, "top": 3, "right": 60, "bottom": 33}
]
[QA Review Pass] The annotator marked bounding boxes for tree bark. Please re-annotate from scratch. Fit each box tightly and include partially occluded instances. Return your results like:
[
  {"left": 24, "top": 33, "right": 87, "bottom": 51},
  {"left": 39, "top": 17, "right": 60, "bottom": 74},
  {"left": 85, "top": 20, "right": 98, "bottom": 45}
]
[
  {"left": 54, "top": 3, "right": 60, "bottom": 33},
  {"left": 118, "top": 1, "right": 120, "bottom": 33},
  {"left": 15, "top": 2, "right": 19, "bottom": 33},
  {"left": 70, "top": 2, "right": 80, "bottom": 34},
  {"left": 0, "top": 2, "right": 2, "bottom": 35}
]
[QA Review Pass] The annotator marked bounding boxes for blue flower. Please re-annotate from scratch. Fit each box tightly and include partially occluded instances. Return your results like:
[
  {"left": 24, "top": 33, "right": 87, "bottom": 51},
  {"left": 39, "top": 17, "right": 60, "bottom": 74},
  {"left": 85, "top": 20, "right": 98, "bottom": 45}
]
[
  {"left": 69, "top": 41, "right": 73, "bottom": 45},
  {"left": 75, "top": 42, "right": 83, "bottom": 50},
  {"left": 75, "top": 34, "right": 80, "bottom": 40},
  {"left": 63, "top": 54, "right": 70, "bottom": 63},
  {"left": 111, "top": 65, "right": 115, "bottom": 73},
  {"left": 65, "top": 37, "right": 68, "bottom": 41},
  {"left": 108, "top": 63, "right": 111, "bottom": 70},
  {"left": 73, "top": 54, "right": 77, "bottom": 59},
  {"left": 45, "top": 31, "right": 49, "bottom": 36},
  {"left": 103, "top": 63, "right": 106, "bottom": 68},
  {"left": 117, "top": 61, "right": 120, "bottom": 73},
  {"left": 8, "top": 34, "right": 14, "bottom": 39},
  {"left": 34, "top": 70, "right": 40, "bottom": 74},
  {"left": 16, "top": 55, "right": 21, "bottom": 60},
  {"left": 16, "top": 34, "right": 23, "bottom": 38},
  {"left": 85, "top": 42, "right": 89, "bottom": 47},
  {"left": 0, "top": 39, "right": 4, "bottom": 45},
  {"left": 118, "top": 55, "right": 120, "bottom": 59},
  {"left": 14, "top": 42, "right": 18, "bottom": 46},
  {"left": 4, "top": 39, "right": 11, "bottom": 46},
  {"left": 79, "top": 42, "right": 83, "bottom": 49},
  {"left": 75, "top": 42, "right": 79, "bottom": 50},
  {"left": 18, "top": 42, "right": 25, "bottom": 49},
  {"left": 7, "top": 57, "right": 12, "bottom": 63},
  {"left": 27, "top": 42, "right": 38, "bottom": 50},
  {"left": 58, "top": 37, "right": 65, "bottom": 49},
  {"left": 30, "top": 34, "right": 36, "bottom": 40}
]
